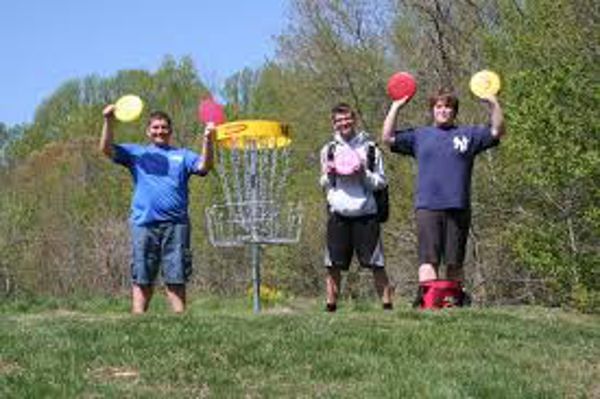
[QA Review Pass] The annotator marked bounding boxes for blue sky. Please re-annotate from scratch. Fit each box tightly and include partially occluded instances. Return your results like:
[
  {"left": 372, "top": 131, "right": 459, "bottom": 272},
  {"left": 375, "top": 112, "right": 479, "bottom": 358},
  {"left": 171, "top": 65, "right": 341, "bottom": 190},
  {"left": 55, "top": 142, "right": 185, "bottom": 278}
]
[{"left": 0, "top": 0, "right": 288, "bottom": 126}]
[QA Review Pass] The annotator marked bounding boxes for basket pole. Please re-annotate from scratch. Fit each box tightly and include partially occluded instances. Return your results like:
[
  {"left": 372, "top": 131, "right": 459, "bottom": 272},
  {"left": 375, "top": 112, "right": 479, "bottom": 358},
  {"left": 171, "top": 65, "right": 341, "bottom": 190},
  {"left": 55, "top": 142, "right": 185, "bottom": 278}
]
[{"left": 251, "top": 243, "right": 261, "bottom": 313}]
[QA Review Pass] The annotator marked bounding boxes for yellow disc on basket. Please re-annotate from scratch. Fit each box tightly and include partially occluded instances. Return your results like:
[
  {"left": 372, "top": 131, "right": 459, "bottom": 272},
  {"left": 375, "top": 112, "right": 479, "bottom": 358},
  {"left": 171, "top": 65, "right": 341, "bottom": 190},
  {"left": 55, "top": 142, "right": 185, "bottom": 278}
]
[
  {"left": 469, "top": 70, "right": 501, "bottom": 98},
  {"left": 216, "top": 120, "right": 291, "bottom": 149},
  {"left": 114, "top": 94, "right": 144, "bottom": 122}
]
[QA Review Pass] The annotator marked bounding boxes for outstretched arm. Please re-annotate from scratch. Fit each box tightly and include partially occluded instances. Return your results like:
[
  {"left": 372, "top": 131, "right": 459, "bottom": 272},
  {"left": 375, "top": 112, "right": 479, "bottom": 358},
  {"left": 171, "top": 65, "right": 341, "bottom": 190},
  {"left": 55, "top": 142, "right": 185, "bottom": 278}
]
[
  {"left": 381, "top": 97, "right": 410, "bottom": 147},
  {"left": 99, "top": 104, "right": 116, "bottom": 158},
  {"left": 484, "top": 95, "right": 506, "bottom": 139},
  {"left": 197, "top": 123, "right": 216, "bottom": 175}
]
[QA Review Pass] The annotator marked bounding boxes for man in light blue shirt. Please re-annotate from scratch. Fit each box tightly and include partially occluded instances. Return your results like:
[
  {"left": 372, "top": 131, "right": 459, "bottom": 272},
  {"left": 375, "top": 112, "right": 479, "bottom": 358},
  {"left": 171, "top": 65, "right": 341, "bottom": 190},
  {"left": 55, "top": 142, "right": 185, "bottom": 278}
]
[{"left": 100, "top": 106, "right": 215, "bottom": 313}]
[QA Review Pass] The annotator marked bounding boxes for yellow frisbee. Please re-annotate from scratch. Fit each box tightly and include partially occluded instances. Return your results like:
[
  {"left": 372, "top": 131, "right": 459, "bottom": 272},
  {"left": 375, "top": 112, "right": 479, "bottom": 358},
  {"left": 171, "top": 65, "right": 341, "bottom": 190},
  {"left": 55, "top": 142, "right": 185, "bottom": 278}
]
[
  {"left": 114, "top": 94, "right": 144, "bottom": 122},
  {"left": 469, "top": 70, "right": 501, "bottom": 98},
  {"left": 216, "top": 120, "right": 291, "bottom": 149}
]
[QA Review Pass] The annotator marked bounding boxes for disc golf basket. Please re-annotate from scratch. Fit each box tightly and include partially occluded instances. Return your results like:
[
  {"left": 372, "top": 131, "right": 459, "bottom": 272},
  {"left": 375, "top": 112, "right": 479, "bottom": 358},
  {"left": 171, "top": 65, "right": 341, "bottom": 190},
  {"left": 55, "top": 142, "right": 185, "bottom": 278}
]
[{"left": 205, "top": 120, "right": 303, "bottom": 313}]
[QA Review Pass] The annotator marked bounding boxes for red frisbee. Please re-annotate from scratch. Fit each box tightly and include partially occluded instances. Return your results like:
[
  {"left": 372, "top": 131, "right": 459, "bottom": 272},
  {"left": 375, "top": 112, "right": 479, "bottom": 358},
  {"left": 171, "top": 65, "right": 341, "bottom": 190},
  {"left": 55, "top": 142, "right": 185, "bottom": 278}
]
[
  {"left": 198, "top": 97, "right": 226, "bottom": 125},
  {"left": 386, "top": 72, "right": 417, "bottom": 101}
]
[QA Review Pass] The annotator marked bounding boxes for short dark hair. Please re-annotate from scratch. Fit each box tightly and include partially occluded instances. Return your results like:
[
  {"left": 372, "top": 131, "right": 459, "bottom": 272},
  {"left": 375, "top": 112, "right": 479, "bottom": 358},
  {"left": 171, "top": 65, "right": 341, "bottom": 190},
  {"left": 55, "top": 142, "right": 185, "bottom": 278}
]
[
  {"left": 429, "top": 89, "right": 459, "bottom": 116},
  {"left": 330, "top": 102, "right": 355, "bottom": 120},
  {"left": 147, "top": 110, "right": 172, "bottom": 130}
]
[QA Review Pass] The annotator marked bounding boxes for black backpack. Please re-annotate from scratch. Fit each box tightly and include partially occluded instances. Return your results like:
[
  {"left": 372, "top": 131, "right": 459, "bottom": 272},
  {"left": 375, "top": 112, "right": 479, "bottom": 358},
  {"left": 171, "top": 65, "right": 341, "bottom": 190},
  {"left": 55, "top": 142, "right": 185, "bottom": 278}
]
[
  {"left": 327, "top": 142, "right": 390, "bottom": 223},
  {"left": 367, "top": 143, "right": 390, "bottom": 223}
]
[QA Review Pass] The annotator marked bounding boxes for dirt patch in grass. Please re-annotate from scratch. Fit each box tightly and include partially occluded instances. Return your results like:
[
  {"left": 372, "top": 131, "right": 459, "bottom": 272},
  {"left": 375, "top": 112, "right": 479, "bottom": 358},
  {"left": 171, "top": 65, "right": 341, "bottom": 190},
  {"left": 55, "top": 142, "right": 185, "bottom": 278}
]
[
  {"left": 3, "top": 310, "right": 130, "bottom": 325},
  {"left": 87, "top": 366, "right": 140, "bottom": 383},
  {"left": 586, "top": 364, "right": 600, "bottom": 398},
  {"left": 0, "top": 359, "right": 22, "bottom": 375},
  {"left": 263, "top": 306, "right": 296, "bottom": 315}
]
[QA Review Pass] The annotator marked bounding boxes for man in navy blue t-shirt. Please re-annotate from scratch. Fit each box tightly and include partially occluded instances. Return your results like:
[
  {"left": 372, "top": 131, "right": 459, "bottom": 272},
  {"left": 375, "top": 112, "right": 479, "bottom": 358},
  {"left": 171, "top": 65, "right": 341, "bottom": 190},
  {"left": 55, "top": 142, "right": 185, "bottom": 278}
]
[
  {"left": 100, "top": 106, "right": 215, "bottom": 313},
  {"left": 381, "top": 89, "right": 505, "bottom": 300}
]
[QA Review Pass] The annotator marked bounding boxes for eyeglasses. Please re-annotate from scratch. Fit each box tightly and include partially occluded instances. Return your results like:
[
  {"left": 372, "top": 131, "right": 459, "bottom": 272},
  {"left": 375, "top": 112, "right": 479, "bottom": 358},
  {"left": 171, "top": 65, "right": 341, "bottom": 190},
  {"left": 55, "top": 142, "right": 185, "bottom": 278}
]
[{"left": 332, "top": 116, "right": 354, "bottom": 124}]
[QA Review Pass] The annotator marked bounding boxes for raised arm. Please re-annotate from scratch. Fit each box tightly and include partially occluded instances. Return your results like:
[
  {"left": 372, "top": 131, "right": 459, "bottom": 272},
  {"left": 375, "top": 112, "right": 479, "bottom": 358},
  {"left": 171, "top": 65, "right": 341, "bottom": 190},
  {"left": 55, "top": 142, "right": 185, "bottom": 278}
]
[
  {"left": 381, "top": 97, "right": 410, "bottom": 147},
  {"left": 196, "top": 122, "right": 216, "bottom": 175},
  {"left": 99, "top": 104, "right": 116, "bottom": 158},
  {"left": 484, "top": 95, "right": 506, "bottom": 139}
]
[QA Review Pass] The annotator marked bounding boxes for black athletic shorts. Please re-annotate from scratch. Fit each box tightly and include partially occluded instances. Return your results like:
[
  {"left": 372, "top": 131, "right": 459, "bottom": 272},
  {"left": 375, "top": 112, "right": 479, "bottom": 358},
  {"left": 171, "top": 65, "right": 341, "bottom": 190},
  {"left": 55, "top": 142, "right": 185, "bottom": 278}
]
[
  {"left": 416, "top": 208, "right": 471, "bottom": 266},
  {"left": 325, "top": 213, "right": 384, "bottom": 270}
]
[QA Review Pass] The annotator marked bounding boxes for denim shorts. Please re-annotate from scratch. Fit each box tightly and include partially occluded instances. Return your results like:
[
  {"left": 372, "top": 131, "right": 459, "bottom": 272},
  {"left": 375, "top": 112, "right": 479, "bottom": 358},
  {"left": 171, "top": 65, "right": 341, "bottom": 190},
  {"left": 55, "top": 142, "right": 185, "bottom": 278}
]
[{"left": 130, "top": 221, "right": 192, "bottom": 285}]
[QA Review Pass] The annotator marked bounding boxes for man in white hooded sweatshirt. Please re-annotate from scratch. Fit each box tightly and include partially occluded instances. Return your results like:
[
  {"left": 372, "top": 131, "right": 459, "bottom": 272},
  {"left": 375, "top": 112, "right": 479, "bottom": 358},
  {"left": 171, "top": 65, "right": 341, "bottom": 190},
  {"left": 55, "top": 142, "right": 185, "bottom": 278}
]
[{"left": 319, "top": 103, "right": 393, "bottom": 312}]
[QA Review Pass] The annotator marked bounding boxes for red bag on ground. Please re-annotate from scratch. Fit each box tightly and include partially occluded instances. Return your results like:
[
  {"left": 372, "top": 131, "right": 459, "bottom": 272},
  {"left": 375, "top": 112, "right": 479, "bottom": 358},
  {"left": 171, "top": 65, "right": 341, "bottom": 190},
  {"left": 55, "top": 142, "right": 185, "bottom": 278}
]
[{"left": 419, "top": 280, "right": 465, "bottom": 309}]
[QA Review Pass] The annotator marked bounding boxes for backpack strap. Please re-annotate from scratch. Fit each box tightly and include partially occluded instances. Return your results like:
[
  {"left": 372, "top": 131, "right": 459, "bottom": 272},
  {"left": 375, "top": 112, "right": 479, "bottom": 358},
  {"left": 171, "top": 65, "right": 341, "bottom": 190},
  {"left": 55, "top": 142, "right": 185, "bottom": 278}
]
[
  {"left": 327, "top": 141, "right": 337, "bottom": 187},
  {"left": 367, "top": 141, "right": 390, "bottom": 223},
  {"left": 367, "top": 142, "right": 376, "bottom": 172}
]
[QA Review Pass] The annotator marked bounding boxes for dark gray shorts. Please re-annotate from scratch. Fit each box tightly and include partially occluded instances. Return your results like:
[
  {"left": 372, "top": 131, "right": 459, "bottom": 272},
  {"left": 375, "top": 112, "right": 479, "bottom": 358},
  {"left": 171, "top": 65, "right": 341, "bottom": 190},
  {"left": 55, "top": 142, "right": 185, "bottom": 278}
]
[
  {"left": 416, "top": 209, "right": 471, "bottom": 266},
  {"left": 130, "top": 221, "right": 192, "bottom": 285},
  {"left": 325, "top": 213, "right": 384, "bottom": 270}
]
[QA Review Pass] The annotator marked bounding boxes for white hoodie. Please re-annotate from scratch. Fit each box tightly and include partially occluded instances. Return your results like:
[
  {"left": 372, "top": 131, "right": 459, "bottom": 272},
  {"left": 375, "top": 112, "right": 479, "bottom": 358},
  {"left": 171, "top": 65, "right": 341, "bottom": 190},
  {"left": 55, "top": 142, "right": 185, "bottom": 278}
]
[{"left": 319, "top": 131, "right": 387, "bottom": 217}]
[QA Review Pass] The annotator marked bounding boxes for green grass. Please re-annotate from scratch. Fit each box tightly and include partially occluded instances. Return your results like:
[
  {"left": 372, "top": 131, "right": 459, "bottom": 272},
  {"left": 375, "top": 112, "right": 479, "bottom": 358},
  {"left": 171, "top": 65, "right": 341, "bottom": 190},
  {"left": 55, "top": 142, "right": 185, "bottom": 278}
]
[{"left": 0, "top": 297, "right": 598, "bottom": 398}]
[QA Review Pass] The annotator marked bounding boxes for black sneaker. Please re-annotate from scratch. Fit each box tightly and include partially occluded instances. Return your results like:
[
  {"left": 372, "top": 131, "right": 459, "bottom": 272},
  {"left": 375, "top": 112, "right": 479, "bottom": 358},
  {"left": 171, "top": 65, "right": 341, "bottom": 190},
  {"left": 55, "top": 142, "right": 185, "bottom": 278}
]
[
  {"left": 326, "top": 303, "right": 337, "bottom": 312},
  {"left": 412, "top": 286, "right": 424, "bottom": 308},
  {"left": 460, "top": 290, "right": 472, "bottom": 307},
  {"left": 382, "top": 303, "right": 393, "bottom": 311}
]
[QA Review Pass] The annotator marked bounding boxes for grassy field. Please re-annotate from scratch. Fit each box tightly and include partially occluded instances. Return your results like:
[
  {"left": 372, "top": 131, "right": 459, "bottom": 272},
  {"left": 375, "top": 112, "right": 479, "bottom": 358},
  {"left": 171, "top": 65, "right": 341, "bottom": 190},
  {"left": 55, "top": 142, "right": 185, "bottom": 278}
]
[{"left": 0, "top": 296, "right": 598, "bottom": 398}]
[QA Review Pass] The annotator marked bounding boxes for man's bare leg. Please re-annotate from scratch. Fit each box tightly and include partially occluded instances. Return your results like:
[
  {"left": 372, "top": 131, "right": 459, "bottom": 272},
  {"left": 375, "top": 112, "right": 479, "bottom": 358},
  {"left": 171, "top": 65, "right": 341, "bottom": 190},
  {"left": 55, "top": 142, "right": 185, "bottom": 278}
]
[
  {"left": 132, "top": 284, "right": 153, "bottom": 314},
  {"left": 166, "top": 284, "right": 186, "bottom": 313},
  {"left": 373, "top": 268, "right": 393, "bottom": 307},
  {"left": 326, "top": 267, "right": 341, "bottom": 311},
  {"left": 418, "top": 263, "right": 438, "bottom": 283},
  {"left": 446, "top": 264, "right": 464, "bottom": 281},
  {"left": 413, "top": 263, "right": 438, "bottom": 308}
]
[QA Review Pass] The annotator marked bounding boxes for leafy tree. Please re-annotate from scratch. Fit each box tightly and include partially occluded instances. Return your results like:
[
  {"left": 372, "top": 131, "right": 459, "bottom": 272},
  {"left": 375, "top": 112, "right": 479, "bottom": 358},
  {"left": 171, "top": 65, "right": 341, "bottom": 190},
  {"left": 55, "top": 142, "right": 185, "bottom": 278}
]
[
  {"left": 484, "top": 0, "right": 600, "bottom": 310},
  {"left": 2, "top": 2, "right": 597, "bottom": 311}
]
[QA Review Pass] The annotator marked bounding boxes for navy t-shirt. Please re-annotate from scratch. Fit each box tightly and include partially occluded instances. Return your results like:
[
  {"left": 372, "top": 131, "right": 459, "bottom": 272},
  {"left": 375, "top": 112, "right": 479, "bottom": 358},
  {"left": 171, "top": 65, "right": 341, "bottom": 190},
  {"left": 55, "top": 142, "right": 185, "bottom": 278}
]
[
  {"left": 112, "top": 143, "right": 202, "bottom": 226},
  {"left": 390, "top": 125, "right": 499, "bottom": 210}
]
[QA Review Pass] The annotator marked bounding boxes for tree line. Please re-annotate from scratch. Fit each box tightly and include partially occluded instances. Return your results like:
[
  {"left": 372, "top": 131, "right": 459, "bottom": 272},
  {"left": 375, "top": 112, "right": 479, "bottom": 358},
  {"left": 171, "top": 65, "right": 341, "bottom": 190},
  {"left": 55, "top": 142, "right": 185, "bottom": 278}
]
[{"left": 0, "top": 0, "right": 597, "bottom": 312}]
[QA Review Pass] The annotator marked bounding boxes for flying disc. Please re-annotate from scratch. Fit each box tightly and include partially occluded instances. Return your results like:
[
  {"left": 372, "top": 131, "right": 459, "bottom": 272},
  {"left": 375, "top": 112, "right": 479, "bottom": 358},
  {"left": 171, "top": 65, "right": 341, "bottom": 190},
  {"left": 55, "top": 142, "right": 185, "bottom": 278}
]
[
  {"left": 333, "top": 147, "right": 362, "bottom": 175},
  {"left": 198, "top": 97, "right": 226, "bottom": 125},
  {"left": 386, "top": 72, "right": 417, "bottom": 101},
  {"left": 114, "top": 95, "right": 144, "bottom": 122},
  {"left": 469, "top": 70, "right": 501, "bottom": 98}
]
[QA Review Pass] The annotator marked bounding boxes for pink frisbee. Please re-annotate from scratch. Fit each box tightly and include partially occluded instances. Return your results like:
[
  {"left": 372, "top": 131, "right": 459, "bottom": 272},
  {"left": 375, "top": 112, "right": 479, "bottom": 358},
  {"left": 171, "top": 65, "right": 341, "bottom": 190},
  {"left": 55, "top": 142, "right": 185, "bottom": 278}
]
[
  {"left": 334, "top": 147, "right": 362, "bottom": 175},
  {"left": 198, "top": 97, "right": 226, "bottom": 125},
  {"left": 386, "top": 72, "right": 417, "bottom": 101}
]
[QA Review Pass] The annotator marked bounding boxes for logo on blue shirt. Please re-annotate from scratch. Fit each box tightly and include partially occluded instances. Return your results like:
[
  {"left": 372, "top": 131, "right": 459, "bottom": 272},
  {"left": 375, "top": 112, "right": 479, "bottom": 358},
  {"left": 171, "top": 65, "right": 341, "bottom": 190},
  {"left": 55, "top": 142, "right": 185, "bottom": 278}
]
[{"left": 453, "top": 135, "right": 469, "bottom": 153}]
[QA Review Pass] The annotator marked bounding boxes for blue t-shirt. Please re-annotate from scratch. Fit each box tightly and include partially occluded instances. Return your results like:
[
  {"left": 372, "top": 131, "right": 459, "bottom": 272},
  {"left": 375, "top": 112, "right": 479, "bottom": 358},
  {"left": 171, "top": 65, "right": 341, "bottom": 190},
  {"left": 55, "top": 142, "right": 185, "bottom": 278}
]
[
  {"left": 113, "top": 143, "right": 202, "bottom": 226},
  {"left": 390, "top": 125, "right": 499, "bottom": 210}
]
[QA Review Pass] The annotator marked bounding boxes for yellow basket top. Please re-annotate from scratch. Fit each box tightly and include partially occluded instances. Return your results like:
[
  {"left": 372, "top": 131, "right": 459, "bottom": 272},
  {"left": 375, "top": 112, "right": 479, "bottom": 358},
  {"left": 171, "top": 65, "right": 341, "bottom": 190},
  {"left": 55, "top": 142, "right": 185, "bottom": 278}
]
[{"left": 216, "top": 120, "right": 291, "bottom": 149}]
